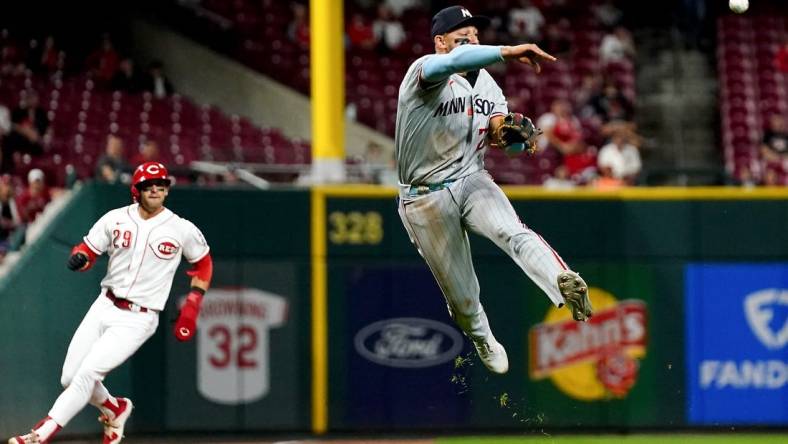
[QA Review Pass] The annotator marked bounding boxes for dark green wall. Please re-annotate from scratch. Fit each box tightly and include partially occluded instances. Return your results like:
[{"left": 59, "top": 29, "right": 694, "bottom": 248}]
[
  {"left": 0, "top": 183, "right": 312, "bottom": 437},
  {"left": 324, "top": 194, "right": 786, "bottom": 431},
  {"left": 1, "top": 185, "right": 785, "bottom": 437}
]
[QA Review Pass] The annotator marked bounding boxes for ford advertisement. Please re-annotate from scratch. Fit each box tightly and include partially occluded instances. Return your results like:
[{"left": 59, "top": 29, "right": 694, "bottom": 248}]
[{"left": 342, "top": 268, "right": 472, "bottom": 428}]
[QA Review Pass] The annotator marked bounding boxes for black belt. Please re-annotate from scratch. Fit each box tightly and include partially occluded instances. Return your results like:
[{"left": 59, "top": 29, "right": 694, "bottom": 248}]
[{"left": 106, "top": 290, "right": 150, "bottom": 313}]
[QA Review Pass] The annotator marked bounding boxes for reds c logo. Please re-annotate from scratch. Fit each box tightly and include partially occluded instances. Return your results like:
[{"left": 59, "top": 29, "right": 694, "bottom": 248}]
[
  {"left": 145, "top": 163, "right": 163, "bottom": 175},
  {"left": 150, "top": 237, "right": 180, "bottom": 259}
]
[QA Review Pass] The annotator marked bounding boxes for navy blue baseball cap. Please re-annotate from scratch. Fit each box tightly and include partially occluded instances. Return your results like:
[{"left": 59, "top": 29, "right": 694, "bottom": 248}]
[{"left": 431, "top": 6, "right": 491, "bottom": 38}]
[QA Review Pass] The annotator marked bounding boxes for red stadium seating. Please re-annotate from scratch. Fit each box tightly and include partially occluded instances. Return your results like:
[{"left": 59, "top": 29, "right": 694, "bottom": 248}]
[
  {"left": 717, "top": 14, "right": 788, "bottom": 184},
  {"left": 0, "top": 68, "right": 306, "bottom": 187},
  {"left": 185, "top": 0, "right": 636, "bottom": 184}
]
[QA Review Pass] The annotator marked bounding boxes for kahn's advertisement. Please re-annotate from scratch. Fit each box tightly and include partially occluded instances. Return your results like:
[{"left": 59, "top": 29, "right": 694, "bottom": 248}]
[{"left": 529, "top": 288, "right": 649, "bottom": 401}]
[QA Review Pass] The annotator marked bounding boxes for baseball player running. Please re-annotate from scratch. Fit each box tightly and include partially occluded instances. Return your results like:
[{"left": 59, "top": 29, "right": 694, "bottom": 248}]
[
  {"left": 395, "top": 6, "right": 593, "bottom": 374},
  {"left": 9, "top": 162, "right": 213, "bottom": 444}
]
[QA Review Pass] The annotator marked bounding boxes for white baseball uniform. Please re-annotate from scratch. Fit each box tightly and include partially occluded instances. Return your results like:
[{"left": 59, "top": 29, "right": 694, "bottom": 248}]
[
  {"left": 48, "top": 203, "right": 209, "bottom": 426},
  {"left": 395, "top": 54, "right": 568, "bottom": 343}
]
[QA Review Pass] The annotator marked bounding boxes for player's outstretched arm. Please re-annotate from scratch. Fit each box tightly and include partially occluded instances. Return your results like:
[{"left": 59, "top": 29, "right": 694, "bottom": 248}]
[
  {"left": 500, "top": 43, "right": 556, "bottom": 73},
  {"left": 174, "top": 253, "right": 213, "bottom": 342},
  {"left": 422, "top": 44, "right": 504, "bottom": 82}
]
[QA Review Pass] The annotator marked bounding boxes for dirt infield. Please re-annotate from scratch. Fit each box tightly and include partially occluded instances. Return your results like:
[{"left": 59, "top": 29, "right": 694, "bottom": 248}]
[
  {"left": 215, "top": 441, "right": 435, "bottom": 444},
  {"left": 260, "top": 441, "right": 434, "bottom": 444}
]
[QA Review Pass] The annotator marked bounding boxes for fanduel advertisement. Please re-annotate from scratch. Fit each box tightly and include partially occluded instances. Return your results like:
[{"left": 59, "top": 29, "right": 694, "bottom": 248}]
[{"left": 686, "top": 264, "right": 788, "bottom": 425}]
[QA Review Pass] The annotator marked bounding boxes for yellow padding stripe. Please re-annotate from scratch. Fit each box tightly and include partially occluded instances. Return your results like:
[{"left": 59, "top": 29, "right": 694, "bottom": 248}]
[
  {"left": 310, "top": 189, "right": 328, "bottom": 433},
  {"left": 313, "top": 185, "right": 788, "bottom": 200}
]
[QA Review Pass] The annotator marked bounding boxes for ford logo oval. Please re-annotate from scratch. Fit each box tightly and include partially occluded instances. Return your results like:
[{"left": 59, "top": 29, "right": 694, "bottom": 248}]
[{"left": 354, "top": 317, "right": 464, "bottom": 368}]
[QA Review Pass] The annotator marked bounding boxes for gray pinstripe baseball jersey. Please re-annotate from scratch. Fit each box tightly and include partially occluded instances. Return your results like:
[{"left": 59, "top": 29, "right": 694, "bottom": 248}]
[
  {"left": 395, "top": 54, "right": 569, "bottom": 345},
  {"left": 395, "top": 55, "right": 507, "bottom": 185}
]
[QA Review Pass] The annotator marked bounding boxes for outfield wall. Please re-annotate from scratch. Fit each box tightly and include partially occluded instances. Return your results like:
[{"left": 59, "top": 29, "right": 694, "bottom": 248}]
[{"left": 0, "top": 183, "right": 785, "bottom": 437}]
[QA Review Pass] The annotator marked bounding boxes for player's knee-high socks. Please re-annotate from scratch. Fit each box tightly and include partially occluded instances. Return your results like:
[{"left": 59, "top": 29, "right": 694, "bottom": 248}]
[{"left": 448, "top": 302, "right": 496, "bottom": 342}]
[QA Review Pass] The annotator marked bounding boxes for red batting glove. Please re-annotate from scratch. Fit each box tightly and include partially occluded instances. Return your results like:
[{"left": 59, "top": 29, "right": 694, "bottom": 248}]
[{"left": 174, "top": 291, "right": 203, "bottom": 342}]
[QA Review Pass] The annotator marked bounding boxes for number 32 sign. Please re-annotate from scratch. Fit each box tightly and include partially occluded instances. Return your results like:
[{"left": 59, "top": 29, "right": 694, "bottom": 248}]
[{"left": 195, "top": 288, "right": 287, "bottom": 404}]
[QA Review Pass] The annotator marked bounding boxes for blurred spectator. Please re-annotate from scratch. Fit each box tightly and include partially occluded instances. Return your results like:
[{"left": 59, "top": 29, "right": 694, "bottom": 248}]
[
  {"left": 111, "top": 58, "right": 143, "bottom": 93},
  {"left": 593, "top": 0, "right": 623, "bottom": 28},
  {"left": 600, "top": 26, "right": 635, "bottom": 65},
  {"left": 287, "top": 3, "right": 310, "bottom": 49},
  {"left": 537, "top": 99, "right": 596, "bottom": 181},
  {"left": 597, "top": 130, "right": 642, "bottom": 184},
  {"left": 16, "top": 168, "right": 51, "bottom": 223},
  {"left": 95, "top": 135, "right": 130, "bottom": 183},
  {"left": 759, "top": 115, "right": 788, "bottom": 180},
  {"left": 540, "top": 21, "right": 571, "bottom": 58},
  {"left": 87, "top": 34, "right": 120, "bottom": 83},
  {"left": 24, "top": 36, "right": 60, "bottom": 74},
  {"left": 1, "top": 91, "right": 47, "bottom": 173},
  {"left": 480, "top": 24, "right": 503, "bottom": 49},
  {"left": 509, "top": 0, "right": 544, "bottom": 41},
  {"left": 775, "top": 42, "right": 788, "bottom": 73},
  {"left": 39, "top": 35, "right": 60, "bottom": 74},
  {"left": 593, "top": 164, "right": 625, "bottom": 189},
  {"left": 589, "top": 79, "right": 634, "bottom": 123},
  {"left": 345, "top": 102, "right": 358, "bottom": 121},
  {"left": 131, "top": 140, "right": 160, "bottom": 165},
  {"left": 537, "top": 99, "right": 584, "bottom": 156},
  {"left": 0, "top": 174, "right": 21, "bottom": 256},
  {"left": 543, "top": 165, "right": 576, "bottom": 189},
  {"left": 25, "top": 38, "right": 42, "bottom": 73},
  {"left": 563, "top": 146, "right": 597, "bottom": 183},
  {"left": 346, "top": 13, "right": 377, "bottom": 50},
  {"left": 142, "top": 60, "right": 174, "bottom": 99},
  {"left": 0, "top": 101, "right": 10, "bottom": 136},
  {"left": 1, "top": 29, "right": 24, "bottom": 75},
  {"left": 373, "top": 5, "right": 406, "bottom": 54},
  {"left": 359, "top": 141, "right": 396, "bottom": 185},
  {"left": 574, "top": 74, "right": 604, "bottom": 119},
  {"left": 734, "top": 164, "right": 757, "bottom": 188},
  {"left": 540, "top": 0, "right": 576, "bottom": 17},
  {"left": 762, "top": 167, "right": 785, "bottom": 186},
  {"left": 384, "top": 0, "right": 417, "bottom": 17},
  {"left": 15, "top": 90, "right": 49, "bottom": 137}
]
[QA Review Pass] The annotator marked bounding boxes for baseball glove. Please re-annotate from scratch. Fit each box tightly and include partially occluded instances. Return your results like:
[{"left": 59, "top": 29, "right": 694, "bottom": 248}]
[{"left": 489, "top": 112, "right": 541, "bottom": 156}]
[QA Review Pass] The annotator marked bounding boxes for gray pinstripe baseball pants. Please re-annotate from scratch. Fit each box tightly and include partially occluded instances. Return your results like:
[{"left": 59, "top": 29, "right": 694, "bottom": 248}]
[{"left": 398, "top": 171, "right": 568, "bottom": 342}]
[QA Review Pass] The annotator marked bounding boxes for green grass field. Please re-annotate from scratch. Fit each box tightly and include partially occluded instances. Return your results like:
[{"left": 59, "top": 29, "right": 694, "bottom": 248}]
[{"left": 437, "top": 435, "right": 788, "bottom": 444}]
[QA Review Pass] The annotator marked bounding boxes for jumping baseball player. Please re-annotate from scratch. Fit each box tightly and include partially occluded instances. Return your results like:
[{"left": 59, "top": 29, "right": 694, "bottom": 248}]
[
  {"left": 9, "top": 162, "right": 213, "bottom": 444},
  {"left": 395, "top": 6, "right": 593, "bottom": 375}
]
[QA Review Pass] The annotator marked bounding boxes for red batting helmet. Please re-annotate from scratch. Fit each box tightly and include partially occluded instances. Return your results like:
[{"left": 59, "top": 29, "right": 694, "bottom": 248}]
[{"left": 131, "top": 162, "right": 171, "bottom": 202}]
